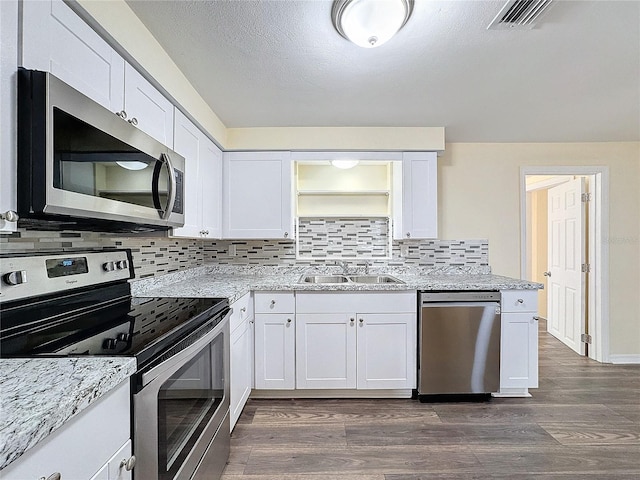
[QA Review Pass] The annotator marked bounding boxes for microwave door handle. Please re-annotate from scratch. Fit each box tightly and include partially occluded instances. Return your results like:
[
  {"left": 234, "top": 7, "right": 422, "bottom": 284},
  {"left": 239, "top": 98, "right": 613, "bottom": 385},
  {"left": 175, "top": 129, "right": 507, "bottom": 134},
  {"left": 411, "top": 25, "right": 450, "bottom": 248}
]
[{"left": 161, "top": 153, "right": 177, "bottom": 220}]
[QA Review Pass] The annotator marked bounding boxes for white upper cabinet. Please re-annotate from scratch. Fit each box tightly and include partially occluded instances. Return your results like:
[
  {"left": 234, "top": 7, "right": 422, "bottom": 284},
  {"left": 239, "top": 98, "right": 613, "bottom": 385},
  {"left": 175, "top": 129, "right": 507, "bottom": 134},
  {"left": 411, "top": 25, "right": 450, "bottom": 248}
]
[
  {"left": 172, "top": 110, "right": 222, "bottom": 239},
  {"left": 395, "top": 151, "right": 438, "bottom": 239},
  {"left": 21, "top": 0, "right": 125, "bottom": 112},
  {"left": 22, "top": 0, "right": 173, "bottom": 148},
  {"left": 1, "top": 0, "right": 19, "bottom": 232},
  {"left": 223, "top": 151, "right": 293, "bottom": 239},
  {"left": 123, "top": 63, "right": 174, "bottom": 148}
]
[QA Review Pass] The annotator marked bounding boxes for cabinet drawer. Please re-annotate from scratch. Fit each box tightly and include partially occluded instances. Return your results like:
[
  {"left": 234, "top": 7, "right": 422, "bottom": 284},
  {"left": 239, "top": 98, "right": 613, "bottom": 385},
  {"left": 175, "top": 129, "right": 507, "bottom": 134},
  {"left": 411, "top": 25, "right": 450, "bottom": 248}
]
[
  {"left": 230, "top": 292, "right": 253, "bottom": 333},
  {"left": 501, "top": 290, "right": 538, "bottom": 312},
  {"left": 254, "top": 292, "right": 295, "bottom": 313}
]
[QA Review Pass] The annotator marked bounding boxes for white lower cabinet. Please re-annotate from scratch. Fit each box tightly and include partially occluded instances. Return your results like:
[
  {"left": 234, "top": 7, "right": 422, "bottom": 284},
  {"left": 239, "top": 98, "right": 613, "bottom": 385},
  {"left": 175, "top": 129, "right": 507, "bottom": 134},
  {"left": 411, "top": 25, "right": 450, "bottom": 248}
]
[
  {"left": 253, "top": 292, "right": 296, "bottom": 389},
  {"left": 296, "top": 311, "right": 416, "bottom": 390},
  {"left": 2, "top": 380, "right": 132, "bottom": 480},
  {"left": 90, "top": 440, "right": 133, "bottom": 480},
  {"left": 230, "top": 293, "right": 254, "bottom": 430},
  {"left": 499, "top": 290, "right": 539, "bottom": 396}
]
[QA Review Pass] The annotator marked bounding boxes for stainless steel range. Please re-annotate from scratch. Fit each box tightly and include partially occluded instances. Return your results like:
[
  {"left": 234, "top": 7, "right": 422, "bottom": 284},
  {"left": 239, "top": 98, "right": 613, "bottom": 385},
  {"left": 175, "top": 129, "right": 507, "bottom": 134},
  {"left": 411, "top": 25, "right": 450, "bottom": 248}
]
[{"left": 0, "top": 249, "right": 231, "bottom": 480}]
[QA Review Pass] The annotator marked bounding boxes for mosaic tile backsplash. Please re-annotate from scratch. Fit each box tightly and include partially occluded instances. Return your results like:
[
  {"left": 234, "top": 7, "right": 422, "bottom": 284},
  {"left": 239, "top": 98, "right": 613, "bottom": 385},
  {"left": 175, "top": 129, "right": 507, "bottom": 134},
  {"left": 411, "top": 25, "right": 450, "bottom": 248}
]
[
  {"left": 297, "top": 217, "right": 391, "bottom": 259},
  {"left": 1, "top": 227, "right": 489, "bottom": 278}
]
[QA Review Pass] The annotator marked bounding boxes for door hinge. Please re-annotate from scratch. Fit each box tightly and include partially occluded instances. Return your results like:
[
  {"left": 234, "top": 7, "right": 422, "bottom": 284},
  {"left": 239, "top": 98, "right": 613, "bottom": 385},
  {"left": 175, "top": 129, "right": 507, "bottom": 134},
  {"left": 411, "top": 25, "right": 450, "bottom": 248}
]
[
  {"left": 581, "top": 192, "right": 592, "bottom": 202},
  {"left": 581, "top": 333, "right": 592, "bottom": 344},
  {"left": 581, "top": 263, "right": 591, "bottom": 273}
]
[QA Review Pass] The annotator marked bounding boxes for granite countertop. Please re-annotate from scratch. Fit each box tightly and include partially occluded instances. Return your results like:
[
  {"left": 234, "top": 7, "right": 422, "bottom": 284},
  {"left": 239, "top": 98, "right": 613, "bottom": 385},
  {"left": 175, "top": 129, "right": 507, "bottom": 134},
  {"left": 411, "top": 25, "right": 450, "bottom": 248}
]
[
  {"left": 131, "top": 265, "right": 542, "bottom": 302},
  {"left": 0, "top": 357, "right": 136, "bottom": 471}
]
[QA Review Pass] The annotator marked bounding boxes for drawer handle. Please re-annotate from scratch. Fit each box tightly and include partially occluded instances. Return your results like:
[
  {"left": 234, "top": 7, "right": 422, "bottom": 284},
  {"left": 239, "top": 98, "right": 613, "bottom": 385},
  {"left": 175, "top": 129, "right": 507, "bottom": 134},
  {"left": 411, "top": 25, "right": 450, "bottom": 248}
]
[
  {"left": 270, "top": 300, "right": 276, "bottom": 306},
  {"left": 287, "top": 318, "right": 292, "bottom": 323},
  {"left": 517, "top": 298, "right": 524, "bottom": 304},
  {"left": 120, "top": 455, "right": 136, "bottom": 471}
]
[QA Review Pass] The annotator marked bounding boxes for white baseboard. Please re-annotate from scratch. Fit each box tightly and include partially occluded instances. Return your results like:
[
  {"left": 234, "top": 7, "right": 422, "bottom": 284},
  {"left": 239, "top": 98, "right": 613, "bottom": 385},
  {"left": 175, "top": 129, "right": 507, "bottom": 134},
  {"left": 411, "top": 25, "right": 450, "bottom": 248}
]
[
  {"left": 250, "top": 389, "right": 413, "bottom": 399},
  {"left": 609, "top": 354, "right": 640, "bottom": 364}
]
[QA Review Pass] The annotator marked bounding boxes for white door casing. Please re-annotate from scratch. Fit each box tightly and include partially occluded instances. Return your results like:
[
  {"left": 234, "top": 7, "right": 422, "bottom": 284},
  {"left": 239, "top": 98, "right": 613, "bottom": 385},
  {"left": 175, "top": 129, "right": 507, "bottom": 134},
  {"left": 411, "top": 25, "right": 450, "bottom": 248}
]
[{"left": 547, "top": 178, "right": 586, "bottom": 355}]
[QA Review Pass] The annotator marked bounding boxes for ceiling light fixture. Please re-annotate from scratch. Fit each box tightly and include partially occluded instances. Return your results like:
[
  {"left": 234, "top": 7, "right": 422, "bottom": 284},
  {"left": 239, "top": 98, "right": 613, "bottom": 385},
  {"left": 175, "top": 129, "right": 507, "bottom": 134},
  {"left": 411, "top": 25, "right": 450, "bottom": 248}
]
[
  {"left": 331, "top": 159, "right": 360, "bottom": 169},
  {"left": 331, "top": 0, "right": 414, "bottom": 48}
]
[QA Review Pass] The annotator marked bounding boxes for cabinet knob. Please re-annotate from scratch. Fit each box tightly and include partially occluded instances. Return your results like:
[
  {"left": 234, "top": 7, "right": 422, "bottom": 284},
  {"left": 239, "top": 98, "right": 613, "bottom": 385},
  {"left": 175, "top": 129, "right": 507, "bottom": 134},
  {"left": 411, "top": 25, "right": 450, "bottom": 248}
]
[
  {"left": 120, "top": 455, "right": 137, "bottom": 471},
  {"left": 359, "top": 318, "right": 364, "bottom": 324},
  {"left": 284, "top": 231, "right": 289, "bottom": 238},
  {"left": 287, "top": 318, "right": 292, "bottom": 324},
  {"left": 115, "top": 110, "right": 127, "bottom": 120},
  {"left": 204, "top": 230, "right": 209, "bottom": 235},
  {"left": 533, "top": 316, "right": 540, "bottom": 322},
  {"left": 543, "top": 271, "right": 551, "bottom": 277},
  {"left": 128, "top": 117, "right": 138, "bottom": 126},
  {"left": 517, "top": 298, "right": 524, "bottom": 304},
  {"left": 270, "top": 300, "right": 276, "bottom": 306},
  {"left": 406, "top": 232, "right": 411, "bottom": 238},
  {"left": 0, "top": 210, "right": 18, "bottom": 222},
  {"left": 350, "top": 317, "right": 355, "bottom": 322},
  {"left": 240, "top": 307, "right": 246, "bottom": 313}
]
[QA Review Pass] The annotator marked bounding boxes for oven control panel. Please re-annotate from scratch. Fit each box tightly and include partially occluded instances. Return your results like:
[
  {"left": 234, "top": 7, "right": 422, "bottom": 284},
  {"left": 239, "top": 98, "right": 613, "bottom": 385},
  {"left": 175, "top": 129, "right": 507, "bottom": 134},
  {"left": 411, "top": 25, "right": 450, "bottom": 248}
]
[{"left": 0, "top": 250, "right": 133, "bottom": 303}]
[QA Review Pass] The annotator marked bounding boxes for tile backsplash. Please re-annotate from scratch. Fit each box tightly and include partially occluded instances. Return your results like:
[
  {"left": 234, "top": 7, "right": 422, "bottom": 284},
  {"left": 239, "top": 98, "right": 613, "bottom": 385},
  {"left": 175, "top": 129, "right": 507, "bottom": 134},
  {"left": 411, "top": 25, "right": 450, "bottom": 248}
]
[
  {"left": 2, "top": 227, "right": 490, "bottom": 278},
  {"left": 297, "top": 217, "right": 391, "bottom": 259}
]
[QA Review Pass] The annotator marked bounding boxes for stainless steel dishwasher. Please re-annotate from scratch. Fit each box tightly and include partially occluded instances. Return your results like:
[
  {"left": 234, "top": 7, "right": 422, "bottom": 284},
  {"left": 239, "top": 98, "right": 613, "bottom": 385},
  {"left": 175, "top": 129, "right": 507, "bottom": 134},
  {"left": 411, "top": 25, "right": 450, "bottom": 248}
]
[{"left": 418, "top": 291, "right": 501, "bottom": 401}]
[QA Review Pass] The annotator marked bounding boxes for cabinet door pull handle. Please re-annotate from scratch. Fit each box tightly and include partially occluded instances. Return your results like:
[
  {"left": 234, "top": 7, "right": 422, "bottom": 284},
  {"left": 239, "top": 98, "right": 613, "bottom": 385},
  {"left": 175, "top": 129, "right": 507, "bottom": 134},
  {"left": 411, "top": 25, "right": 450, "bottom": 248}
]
[
  {"left": 533, "top": 316, "right": 540, "bottom": 322},
  {"left": 286, "top": 318, "right": 292, "bottom": 324},
  {"left": 120, "top": 455, "right": 137, "bottom": 471}
]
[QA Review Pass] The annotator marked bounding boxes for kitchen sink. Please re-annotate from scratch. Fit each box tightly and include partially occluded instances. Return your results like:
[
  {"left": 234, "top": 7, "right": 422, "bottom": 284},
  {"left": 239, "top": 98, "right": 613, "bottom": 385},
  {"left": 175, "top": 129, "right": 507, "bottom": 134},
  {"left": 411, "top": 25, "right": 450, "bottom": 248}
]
[
  {"left": 301, "top": 275, "right": 350, "bottom": 283},
  {"left": 347, "top": 275, "right": 404, "bottom": 284},
  {"left": 299, "top": 274, "right": 405, "bottom": 285}
]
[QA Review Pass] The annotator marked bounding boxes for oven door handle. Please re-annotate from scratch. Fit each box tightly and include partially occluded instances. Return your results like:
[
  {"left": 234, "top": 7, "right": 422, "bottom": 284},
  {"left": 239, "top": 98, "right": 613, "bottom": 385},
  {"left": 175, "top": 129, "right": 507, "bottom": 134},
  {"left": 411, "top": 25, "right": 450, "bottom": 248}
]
[{"left": 140, "top": 309, "right": 230, "bottom": 387}]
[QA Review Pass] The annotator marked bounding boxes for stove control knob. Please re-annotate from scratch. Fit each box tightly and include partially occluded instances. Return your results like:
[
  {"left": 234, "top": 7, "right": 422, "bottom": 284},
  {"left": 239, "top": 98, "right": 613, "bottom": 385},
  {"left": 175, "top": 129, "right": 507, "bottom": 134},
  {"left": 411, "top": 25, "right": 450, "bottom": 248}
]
[
  {"left": 3, "top": 270, "right": 27, "bottom": 286},
  {"left": 102, "top": 338, "right": 118, "bottom": 350},
  {"left": 117, "top": 333, "right": 131, "bottom": 343},
  {"left": 116, "top": 260, "right": 129, "bottom": 270},
  {"left": 103, "top": 261, "right": 115, "bottom": 272}
]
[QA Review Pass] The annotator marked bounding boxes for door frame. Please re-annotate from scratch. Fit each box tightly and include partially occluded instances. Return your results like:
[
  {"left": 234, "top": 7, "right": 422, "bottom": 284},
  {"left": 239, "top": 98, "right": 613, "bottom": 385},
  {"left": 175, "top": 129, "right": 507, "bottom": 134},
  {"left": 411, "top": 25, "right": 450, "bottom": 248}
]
[{"left": 520, "top": 166, "right": 609, "bottom": 363}]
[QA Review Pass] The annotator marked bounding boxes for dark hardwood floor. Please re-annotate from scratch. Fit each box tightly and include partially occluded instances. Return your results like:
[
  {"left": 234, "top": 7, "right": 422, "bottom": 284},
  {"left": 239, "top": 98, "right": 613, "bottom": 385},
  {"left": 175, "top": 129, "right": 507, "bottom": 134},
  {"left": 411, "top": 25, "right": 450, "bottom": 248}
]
[{"left": 222, "top": 320, "right": 640, "bottom": 479}]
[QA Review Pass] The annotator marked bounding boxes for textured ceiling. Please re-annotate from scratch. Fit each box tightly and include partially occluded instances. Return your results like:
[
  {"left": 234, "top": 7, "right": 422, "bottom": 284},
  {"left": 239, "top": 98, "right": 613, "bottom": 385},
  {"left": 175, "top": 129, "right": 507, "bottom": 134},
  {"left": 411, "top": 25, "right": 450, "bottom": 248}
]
[{"left": 126, "top": 0, "right": 640, "bottom": 142}]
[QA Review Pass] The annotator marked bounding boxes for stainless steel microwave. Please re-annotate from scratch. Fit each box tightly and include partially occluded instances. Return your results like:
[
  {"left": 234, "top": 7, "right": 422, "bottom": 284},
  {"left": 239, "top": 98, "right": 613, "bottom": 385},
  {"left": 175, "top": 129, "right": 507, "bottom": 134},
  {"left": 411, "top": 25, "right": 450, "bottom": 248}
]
[{"left": 17, "top": 69, "right": 185, "bottom": 232}]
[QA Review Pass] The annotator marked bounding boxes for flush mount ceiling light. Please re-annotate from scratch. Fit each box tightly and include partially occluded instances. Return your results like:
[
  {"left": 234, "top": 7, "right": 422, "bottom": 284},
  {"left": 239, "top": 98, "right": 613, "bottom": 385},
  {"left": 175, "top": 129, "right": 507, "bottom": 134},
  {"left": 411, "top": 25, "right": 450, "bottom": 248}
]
[
  {"left": 331, "top": 159, "right": 360, "bottom": 169},
  {"left": 331, "top": 0, "right": 414, "bottom": 48}
]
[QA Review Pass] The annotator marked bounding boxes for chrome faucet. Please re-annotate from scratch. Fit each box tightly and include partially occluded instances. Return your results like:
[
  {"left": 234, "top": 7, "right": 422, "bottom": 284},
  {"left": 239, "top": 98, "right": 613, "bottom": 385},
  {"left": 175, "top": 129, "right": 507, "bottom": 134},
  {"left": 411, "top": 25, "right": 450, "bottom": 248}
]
[{"left": 336, "top": 261, "right": 349, "bottom": 275}]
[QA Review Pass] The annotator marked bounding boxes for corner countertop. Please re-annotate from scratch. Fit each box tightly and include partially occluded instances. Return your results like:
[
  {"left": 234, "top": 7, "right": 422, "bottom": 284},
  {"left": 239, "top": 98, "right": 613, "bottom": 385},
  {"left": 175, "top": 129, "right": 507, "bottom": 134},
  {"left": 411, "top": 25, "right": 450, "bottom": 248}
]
[
  {"left": 131, "top": 265, "right": 542, "bottom": 303},
  {"left": 0, "top": 357, "right": 136, "bottom": 471}
]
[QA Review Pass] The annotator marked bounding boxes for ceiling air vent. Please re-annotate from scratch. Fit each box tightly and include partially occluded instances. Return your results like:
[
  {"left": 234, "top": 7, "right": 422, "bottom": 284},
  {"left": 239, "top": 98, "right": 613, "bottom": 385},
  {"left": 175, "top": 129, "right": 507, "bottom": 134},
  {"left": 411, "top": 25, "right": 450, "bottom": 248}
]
[{"left": 487, "top": 0, "right": 555, "bottom": 30}]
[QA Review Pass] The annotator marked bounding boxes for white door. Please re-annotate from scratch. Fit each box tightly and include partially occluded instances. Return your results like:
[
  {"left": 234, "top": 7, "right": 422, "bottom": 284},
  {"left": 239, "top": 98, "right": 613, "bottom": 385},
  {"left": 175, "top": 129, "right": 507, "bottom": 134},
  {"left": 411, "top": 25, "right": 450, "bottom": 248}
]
[
  {"left": 356, "top": 313, "right": 416, "bottom": 389},
  {"left": 254, "top": 314, "right": 295, "bottom": 389},
  {"left": 296, "top": 314, "right": 356, "bottom": 389},
  {"left": 222, "top": 151, "right": 293, "bottom": 239},
  {"left": 547, "top": 178, "right": 586, "bottom": 354},
  {"left": 123, "top": 63, "right": 174, "bottom": 147}
]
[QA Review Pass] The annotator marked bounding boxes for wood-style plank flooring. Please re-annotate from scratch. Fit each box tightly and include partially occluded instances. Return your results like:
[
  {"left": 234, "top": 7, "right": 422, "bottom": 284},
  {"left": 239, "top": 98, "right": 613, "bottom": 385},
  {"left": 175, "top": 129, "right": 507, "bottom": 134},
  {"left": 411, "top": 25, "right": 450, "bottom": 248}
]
[{"left": 222, "top": 321, "right": 640, "bottom": 478}]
